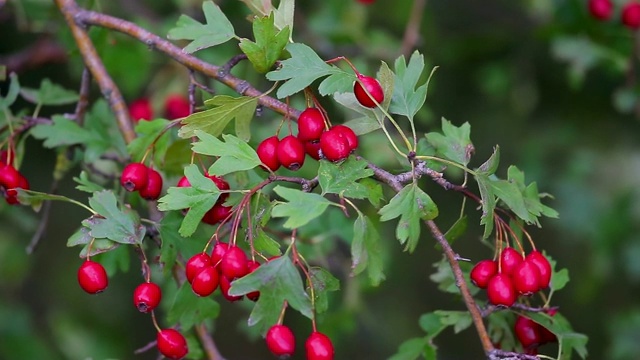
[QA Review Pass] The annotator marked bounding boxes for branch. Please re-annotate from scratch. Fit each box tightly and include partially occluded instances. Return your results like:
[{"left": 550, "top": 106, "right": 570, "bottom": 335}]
[
  {"left": 0, "top": 37, "right": 67, "bottom": 74},
  {"left": 488, "top": 349, "right": 540, "bottom": 360},
  {"left": 195, "top": 324, "right": 226, "bottom": 360},
  {"left": 400, "top": 0, "right": 427, "bottom": 57}
]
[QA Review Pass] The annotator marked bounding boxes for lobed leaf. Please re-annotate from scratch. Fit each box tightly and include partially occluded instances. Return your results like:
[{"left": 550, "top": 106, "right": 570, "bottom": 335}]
[
  {"left": 271, "top": 186, "right": 332, "bottom": 229},
  {"left": 178, "top": 95, "right": 257, "bottom": 141},
  {"left": 239, "top": 13, "right": 290, "bottom": 73},
  {"left": 425, "top": 118, "right": 474, "bottom": 166},
  {"left": 192, "top": 130, "right": 262, "bottom": 176},
  {"left": 318, "top": 156, "right": 374, "bottom": 199},
  {"left": 167, "top": 1, "right": 235, "bottom": 54}
]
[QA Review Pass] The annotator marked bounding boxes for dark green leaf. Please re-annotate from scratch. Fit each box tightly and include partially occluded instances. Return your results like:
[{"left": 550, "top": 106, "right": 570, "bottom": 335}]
[
  {"left": 127, "top": 118, "right": 172, "bottom": 163},
  {"left": 239, "top": 13, "right": 290, "bottom": 73},
  {"left": 73, "top": 171, "right": 105, "bottom": 193},
  {"left": 359, "top": 178, "right": 384, "bottom": 208},
  {"left": 436, "top": 215, "right": 467, "bottom": 250},
  {"left": 433, "top": 310, "right": 473, "bottom": 334},
  {"left": 318, "top": 156, "right": 374, "bottom": 199},
  {"left": 159, "top": 212, "right": 185, "bottom": 275},
  {"left": 476, "top": 146, "right": 500, "bottom": 176},
  {"left": 317, "top": 71, "right": 356, "bottom": 96},
  {"left": 85, "top": 190, "right": 146, "bottom": 244},
  {"left": 67, "top": 226, "right": 93, "bottom": 247},
  {"left": 429, "top": 256, "right": 478, "bottom": 295},
  {"left": 351, "top": 213, "right": 385, "bottom": 286},
  {"left": 167, "top": 1, "right": 235, "bottom": 54},
  {"left": 388, "top": 337, "right": 430, "bottom": 360},
  {"left": 523, "top": 311, "right": 588, "bottom": 360},
  {"left": 307, "top": 267, "right": 340, "bottom": 314},
  {"left": 94, "top": 245, "right": 130, "bottom": 277},
  {"left": 271, "top": 186, "right": 332, "bottom": 229},
  {"left": 31, "top": 115, "right": 93, "bottom": 148},
  {"left": 79, "top": 239, "right": 119, "bottom": 258},
  {"left": 390, "top": 51, "right": 430, "bottom": 119},
  {"left": 342, "top": 116, "right": 381, "bottom": 136},
  {"left": 253, "top": 228, "right": 282, "bottom": 257},
  {"left": 0, "top": 72, "right": 20, "bottom": 109},
  {"left": 17, "top": 189, "right": 88, "bottom": 212},
  {"left": 178, "top": 95, "right": 257, "bottom": 141},
  {"left": 425, "top": 118, "right": 474, "bottom": 166},
  {"left": 192, "top": 131, "right": 262, "bottom": 175},
  {"left": 20, "top": 78, "right": 78, "bottom": 106},
  {"left": 474, "top": 174, "right": 495, "bottom": 239},
  {"left": 167, "top": 283, "right": 220, "bottom": 331}
]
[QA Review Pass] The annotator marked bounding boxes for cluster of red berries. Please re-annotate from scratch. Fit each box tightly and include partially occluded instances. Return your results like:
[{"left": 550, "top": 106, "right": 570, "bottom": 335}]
[
  {"left": 265, "top": 324, "right": 335, "bottom": 360},
  {"left": 470, "top": 248, "right": 552, "bottom": 307},
  {"left": 129, "top": 94, "right": 191, "bottom": 122},
  {"left": 588, "top": 0, "right": 640, "bottom": 29},
  {"left": 513, "top": 311, "right": 558, "bottom": 356},
  {"left": 176, "top": 173, "right": 232, "bottom": 225},
  {"left": 0, "top": 150, "right": 29, "bottom": 205},
  {"left": 186, "top": 242, "right": 261, "bottom": 301},
  {"left": 120, "top": 162, "right": 164, "bottom": 200}
]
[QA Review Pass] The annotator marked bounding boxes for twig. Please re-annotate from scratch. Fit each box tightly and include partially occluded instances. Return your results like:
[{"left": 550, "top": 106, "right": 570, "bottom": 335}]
[
  {"left": 400, "top": 0, "right": 427, "bottom": 57},
  {"left": 0, "top": 37, "right": 67, "bottom": 74},
  {"left": 488, "top": 349, "right": 539, "bottom": 360},
  {"left": 481, "top": 304, "right": 559, "bottom": 318},
  {"left": 218, "top": 54, "right": 248, "bottom": 77},
  {"left": 133, "top": 339, "right": 157, "bottom": 355},
  {"left": 26, "top": 179, "right": 59, "bottom": 254},
  {"left": 195, "top": 323, "right": 226, "bottom": 360},
  {"left": 272, "top": 175, "right": 319, "bottom": 192},
  {"left": 74, "top": 68, "right": 92, "bottom": 126}
]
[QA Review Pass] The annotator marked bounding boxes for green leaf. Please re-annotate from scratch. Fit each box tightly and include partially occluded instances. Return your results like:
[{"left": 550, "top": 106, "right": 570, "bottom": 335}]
[
  {"left": 167, "top": 1, "right": 235, "bottom": 54},
  {"left": 73, "top": 171, "right": 105, "bottom": 193},
  {"left": 159, "top": 212, "right": 185, "bottom": 275},
  {"left": 239, "top": 13, "right": 290, "bottom": 73},
  {"left": 342, "top": 115, "right": 381, "bottom": 136},
  {"left": 476, "top": 146, "right": 500, "bottom": 176},
  {"left": 266, "top": 43, "right": 344, "bottom": 98},
  {"left": 178, "top": 95, "right": 257, "bottom": 141},
  {"left": 20, "top": 78, "right": 78, "bottom": 106},
  {"left": 429, "top": 255, "right": 478, "bottom": 295},
  {"left": 273, "top": 0, "right": 294, "bottom": 39},
  {"left": 84, "top": 190, "right": 146, "bottom": 244},
  {"left": 67, "top": 226, "right": 93, "bottom": 247},
  {"left": 351, "top": 213, "right": 385, "bottom": 286},
  {"left": 389, "top": 51, "right": 431, "bottom": 119},
  {"left": 79, "top": 239, "right": 119, "bottom": 258},
  {"left": 31, "top": 115, "right": 93, "bottom": 148},
  {"left": 271, "top": 186, "right": 332, "bottom": 229},
  {"left": 474, "top": 174, "right": 496, "bottom": 239},
  {"left": 378, "top": 183, "right": 438, "bottom": 252},
  {"left": 228, "top": 256, "right": 313, "bottom": 333},
  {"left": 359, "top": 178, "right": 384, "bottom": 208},
  {"left": 192, "top": 131, "right": 262, "bottom": 176},
  {"left": 83, "top": 100, "right": 128, "bottom": 163},
  {"left": 388, "top": 337, "right": 433, "bottom": 360},
  {"left": 307, "top": 267, "right": 340, "bottom": 314},
  {"left": 253, "top": 228, "right": 282, "bottom": 257},
  {"left": 436, "top": 215, "right": 467, "bottom": 250},
  {"left": 318, "top": 156, "right": 374, "bottom": 199},
  {"left": 157, "top": 164, "right": 221, "bottom": 237},
  {"left": 127, "top": 118, "right": 172, "bottom": 163},
  {"left": 17, "top": 189, "right": 88, "bottom": 212},
  {"left": 523, "top": 311, "right": 588, "bottom": 360},
  {"left": 94, "top": 245, "right": 130, "bottom": 277},
  {"left": 425, "top": 118, "right": 474, "bottom": 166},
  {"left": 0, "top": 72, "right": 20, "bottom": 109},
  {"left": 487, "top": 179, "right": 533, "bottom": 223},
  {"left": 317, "top": 71, "right": 357, "bottom": 96},
  {"left": 168, "top": 283, "right": 220, "bottom": 331},
  {"left": 433, "top": 310, "right": 473, "bottom": 334}
]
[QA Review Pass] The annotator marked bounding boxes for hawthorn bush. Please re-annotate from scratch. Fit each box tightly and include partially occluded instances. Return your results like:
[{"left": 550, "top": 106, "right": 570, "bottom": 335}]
[{"left": 0, "top": 1, "right": 596, "bottom": 359}]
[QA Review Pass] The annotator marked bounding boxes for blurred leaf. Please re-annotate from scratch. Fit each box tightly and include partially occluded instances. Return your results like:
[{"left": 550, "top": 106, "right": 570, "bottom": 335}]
[
  {"left": 159, "top": 211, "right": 184, "bottom": 275},
  {"left": 239, "top": 13, "right": 289, "bottom": 73},
  {"left": 94, "top": 245, "right": 129, "bottom": 276},
  {"left": 79, "top": 239, "right": 119, "bottom": 258},
  {"left": 378, "top": 183, "right": 438, "bottom": 252},
  {"left": 351, "top": 213, "right": 385, "bottom": 285},
  {"left": 178, "top": 95, "right": 257, "bottom": 141},
  {"left": 31, "top": 115, "right": 93, "bottom": 148},
  {"left": 436, "top": 215, "right": 467, "bottom": 250},
  {"left": 425, "top": 118, "right": 474, "bottom": 166},
  {"left": 167, "top": 283, "right": 220, "bottom": 331},
  {"left": 476, "top": 146, "right": 500, "bottom": 176},
  {"left": 433, "top": 310, "right": 473, "bottom": 334},
  {"left": 273, "top": 0, "right": 294, "bottom": 39},
  {"left": 308, "top": 267, "right": 340, "bottom": 314},
  {"left": 192, "top": 131, "right": 261, "bottom": 176},
  {"left": 163, "top": 139, "right": 193, "bottom": 176},
  {"left": 359, "top": 178, "right": 384, "bottom": 208},
  {"left": 390, "top": 51, "right": 430, "bottom": 119},
  {"left": 84, "top": 190, "right": 146, "bottom": 244},
  {"left": 20, "top": 78, "right": 78, "bottom": 106},
  {"left": 167, "top": 1, "right": 235, "bottom": 54},
  {"left": 523, "top": 311, "right": 588, "bottom": 360},
  {"left": 271, "top": 186, "right": 332, "bottom": 229},
  {"left": 388, "top": 337, "right": 433, "bottom": 360},
  {"left": 229, "top": 256, "right": 313, "bottom": 333},
  {"left": 17, "top": 189, "right": 88, "bottom": 212},
  {"left": 127, "top": 118, "right": 172, "bottom": 163},
  {"left": 0, "top": 72, "right": 20, "bottom": 109},
  {"left": 318, "top": 156, "right": 374, "bottom": 199}
]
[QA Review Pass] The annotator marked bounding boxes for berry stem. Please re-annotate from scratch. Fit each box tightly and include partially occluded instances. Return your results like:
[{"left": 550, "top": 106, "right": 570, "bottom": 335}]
[
  {"left": 290, "top": 231, "right": 317, "bottom": 332},
  {"left": 140, "top": 119, "right": 181, "bottom": 165},
  {"left": 150, "top": 310, "right": 162, "bottom": 333},
  {"left": 276, "top": 300, "right": 288, "bottom": 325}
]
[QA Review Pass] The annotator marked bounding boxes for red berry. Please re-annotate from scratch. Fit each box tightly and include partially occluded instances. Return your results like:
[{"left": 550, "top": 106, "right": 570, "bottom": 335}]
[
  {"left": 588, "top": 0, "right": 613, "bottom": 20},
  {"left": 191, "top": 266, "right": 220, "bottom": 297},
  {"left": 129, "top": 98, "right": 153, "bottom": 122},
  {"left": 186, "top": 253, "right": 212, "bottom": 284},
  {"left": 305, "top": 140, "right": 322, "bottom": 160},
  {"left": 207, "top": 174, "right": 230, "bottom": 202},
  {"left": 332, "top": 125, "right": 358, "bottom": 152},
  {"left": 266, "top": 324, "right": 296, "bottom": 357},
  {"left": 526, "top": 250, "right": 552, "bottom": 289},
  {"left": 512, "top": 260, "right": 542, "bottom": 295},
  {"left": 298, "top": 108, "right": 326, "bottom": 142},
  {"left": 120, "top": 163, "right": 149, "bottom": 192},
  {"left": 486, "top": 274, "right": 516, "bottom": 307},
  {"left": 157, "top": 328, "right": 188, "bottom": 360},
  {"left": 139, "top": 168, "right": 163, "bottom": 200},
  {"left": 353, "top": 74, "right": 384, "bottom": 108},
  {"left": 319, "top": 128, "right": 351, "bottom": 162},
  {"left": 305, "top": 331, "right": 335, "bottom": 360},
  {"left": 77, "top": 260, "right": 108, "bottom": 294},
  {"left": 0, "top": 163, "right": 22, "bottom": 189},
  {"left": 201, "top": 203, "right": 232, "bottom": 225},
  {"left": 211, "top": 242, "right": 229, "bottom": 267},
  {"left": 177, "top": 176, "right": 191, "bottom": 188},
  {"left": 219, "top": 275, "right": 243, "bottom": 302},
  {"left": 500, "top": 247, "right": 523, "bottom": 276},
  {"left": 623, "top": 2, "right": 640, "bottom": 29},
  {"left": 514, "top": 316, "right": 541, "bottom": 349},
  {"left": 470, "top": 259, "right": 498, "bottom": 289},
  {"left": 164, "top": 94, "right": 191, "bottom": 120},
  {"left": 257, "top": 136, "right": 281, "bottom": 171},
  {"left": 277, "top": 135, "right": 306, "bottom": 171},
  {"left": 246, "top": 260, "right": 261, "bottom": 302},
  {"left": 133, "top": 282, "right": 162, "bottom": 313},
  {"left": 220, "top": 246, "right": 249, "bottom": 279}
]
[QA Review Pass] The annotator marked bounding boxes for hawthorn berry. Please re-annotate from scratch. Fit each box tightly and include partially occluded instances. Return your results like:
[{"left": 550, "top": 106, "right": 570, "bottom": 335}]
[
  {"left": 332, "top": 125, "right": 358, "bottom": 152},
  {"left": 220, "top": 246, "right": 249, "bottom": 279},
  {"left": 191, "top": 266, "right": 220, "bottom": 297},
  {"left": 246, "top": 260, "right": 261, "bottom": 302},
  {"left": 266, "top": 324, "right": 296, "bottom": 357},
  {"left": 176, "top": 176, "right": 191, "bottom": 188},
  {"left": 514, "top": 316, "right": 541, "bottom": 349},
  {"left": 297, "top": 107, "right": 326, "bottom": 142},
  {"left": 201, "top": 203, "right": 232, "bottom": 225},
  {"left": 353, "top": 74, "right": 384, "bottom": 108},
  {"left": 538, "top": 309, "right": 558, "bottom": 344},
  {"left": 470, "top": 259, "right": 498, "bottom": 289},
  {"left": 499, "top": 247, "right": 523, "bottom": 276},
  {"left": 164, "top": 94, "right": 191, "bottom": 120},
  {"left": 120, "top": 163, "right": 149, "bottom": 192},
  {"left": 210, "top": 242, "right": 229, "bottom": 266},
  {"left": 512, "top": 260, "right": 542, "bottom": 295},
  {"left": 526, "top": 250, "right": 552, "bottom": 289},
  {"left": 277, "top": 135, "right": 306, "bottom": 171},
  {"left": 486, "top": 273, "right": 516, "bottom": 307},
  {"left": 305, "top": 331, "right": 335, "bottom": 360},
  {"left": 133, "top": 282, "right": 162, "bottom": 313},
  {"left": 186, "top": 253, "right": 212, "bottom": 284},
  {"left": 305, "top": 140, "right": 322, "bottom": 160},
  {"left": 319, "top": 127, "right": 351, "bottom": 162},
  {"left": 129, "top": 98, "right": 153, "bottom": 122},
  {"left": 139, "top": 167, "right": 163, "bottom": 200},
  {"left": 77, "top": 260, "right": 108, "bottom": 294},
  {"left": 257, "top": 136, "right": 281, "bottom": 171},
  {"left": 623, "top": 2, "right": 640, "bottom": 29},
  {"left": 157, "top": 328, "right": 188, "bottom": 360},
  {"left": 0, "top": 163, "right": 22, "bottom": 189},
  {"left": 588, "top": 0, "right": 613, "bottom": 20},
  {"left": 219, "top": 275, "right": 243, "bottom": 302}
]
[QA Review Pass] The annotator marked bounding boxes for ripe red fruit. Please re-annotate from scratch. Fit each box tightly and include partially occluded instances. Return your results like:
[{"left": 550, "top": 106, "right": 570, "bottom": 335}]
[
  {"left": 207, "top": 174, "right": 230, "bottom": 202},
  {"left": 305, "top": 331, "right": 335, "bottom": 360},
  {"left": 186, "top": 253, "right": 212, "bottom": 283},
  {"left": 210, "top": 242, "right": 229, "bottom": 266},
  {"left": 623, "top": 2, "right": 640, "bottom": 29},
  {"left": 191, "top": 266, "right": 220, "bottom": 297},
  {"left": 129, "top": 98, "right": 153, "bottom": 122},
  {"left": 298, "top": 108, "right": 326, "bottom": 142},
  {"left": 486, "top": 274, "right": 517, "bottom": 307},
  {"left": 526, "top": 250, "right": 552, "bottom": 289},
  {"left": 164, "top": 94, "right": 191, "bottom": 120},
  {"left": 139, "top": 168, "right": 163, "bottom": 200},
  {"left": 277, "top": 135, "right": 306, "bottom": 170},
  {"left": 319, "top": 128, "right": 351, "bottom": 162},
  {"left": 0, "top": 149, "right": 15, "bottom": 166},
  {"left": 219, "top": 275, "right": 243, "bottom": 302},
  {"left": 157, "top": 328, "right": 188, "bottom": 360},
  {"left": 201, "top": 203, "right": 232, "bottom": 225},
  {"left": 220, "top": 246, "right": 249, "bottom": 279},
  {"left": 177, "top": 176, "right": 191, "bottom": 188},
  {"left": 332, "top": 125, "right": 358, "bottom": 152},
  {"left": 77, "top": 260, "right": 108, "bottom": 294},
  {"left": 133, "top": 282, "right": 162, "bottom": 313},
  {"left": 305, "top": 140, "right": 322, "bottom": 160},
  {"left": 470, "top": 259, "right": 498, "bottom": 289},
  {"left": 120, "top": 163, "right": 149, "bottom": 192},
  {"left": 514, "top": 316, "right": 541, "bottom": 349},
  {"left": 353, "top": 74, "right": 384, "bottom": 108},
  {"left": 500, "top": 247, "right": 523, "bottom": 276},
  {"left": 0, "top": 163, "right": 22, "bottom": 189},
  {"left": 588, "top": 0, "right": 613, "bottom": 20},
  {"left": 538, "top": 309, "right": 558, "bottom": 344},
  {"left": 512, "top": 260, "right": 542, "bottom": 295},
  {"left": 266, "top": 324, "right": 296, "bottom": 357},
  {"left": 246, "top": 260, "right": 261, "bottom": 302},
  {"left": 257, "top": 136, "right": 281, "bottom": 171}
]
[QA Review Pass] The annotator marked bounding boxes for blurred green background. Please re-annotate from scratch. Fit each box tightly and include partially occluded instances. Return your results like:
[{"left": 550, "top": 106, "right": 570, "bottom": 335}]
[{"left": 1, "top": 0, "right": 639, "bottom": 359}]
